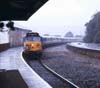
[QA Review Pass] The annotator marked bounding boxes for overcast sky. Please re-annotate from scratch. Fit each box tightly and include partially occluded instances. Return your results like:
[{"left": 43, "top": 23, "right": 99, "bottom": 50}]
[{"left": 15, "top": 0, "right": 100, "bottom": 36}]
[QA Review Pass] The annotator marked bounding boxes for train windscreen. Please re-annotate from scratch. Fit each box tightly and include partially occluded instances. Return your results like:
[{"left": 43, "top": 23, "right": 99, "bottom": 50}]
[{"left": 23, "top": 37, "right": 41, "bottom": 42}]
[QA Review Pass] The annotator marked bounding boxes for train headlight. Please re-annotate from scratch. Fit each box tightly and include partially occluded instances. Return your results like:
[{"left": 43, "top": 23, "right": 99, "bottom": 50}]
[
  {"left": 31, "top": 44, "right": 35, "bottom": 48},
  {"left": 31, "top": 44, "right": 34, "bottom": 47}
]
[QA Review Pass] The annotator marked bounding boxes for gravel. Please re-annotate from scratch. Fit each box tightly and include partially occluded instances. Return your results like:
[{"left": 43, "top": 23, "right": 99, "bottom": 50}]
[
  {"left": 25, "top": 44, "right": 100, "bottom": 88},
  {"left": 41, "top": 45, "right": 100, "bottom": 88}
]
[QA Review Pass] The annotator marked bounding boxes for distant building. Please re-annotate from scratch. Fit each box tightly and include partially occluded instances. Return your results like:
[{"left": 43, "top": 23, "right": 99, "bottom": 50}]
[
  {"left": 9, "top": 27, "right": 32, "bottom": 47},
  {"left": 64, "top": 31, "right": 74, "bottom": 37},
  {"left": 43, "top": 34, "right": 50, "bottom": 36}
]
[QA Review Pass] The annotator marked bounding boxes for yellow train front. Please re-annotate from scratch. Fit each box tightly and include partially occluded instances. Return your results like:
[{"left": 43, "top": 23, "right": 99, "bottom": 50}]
[{"left": 23, "top": 32, "right": 42, "bottom": 59}]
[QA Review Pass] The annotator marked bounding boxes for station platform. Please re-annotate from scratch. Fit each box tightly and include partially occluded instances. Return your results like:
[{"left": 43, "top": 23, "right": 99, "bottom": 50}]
[
  {"left": 68, "top": 42, "right": 100, "bottom": 51},
  {"left": 0, "top": 47, "right": 52, "bottom": 88}
]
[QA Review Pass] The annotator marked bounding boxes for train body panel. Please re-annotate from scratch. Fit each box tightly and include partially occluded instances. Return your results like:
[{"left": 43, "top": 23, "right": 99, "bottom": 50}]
[{"left": 24, "top": 41, "right": 42, "bottom": 52}]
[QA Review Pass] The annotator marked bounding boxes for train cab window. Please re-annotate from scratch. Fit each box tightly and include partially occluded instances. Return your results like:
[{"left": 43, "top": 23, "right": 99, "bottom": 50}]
[
  {"left": 31, "top": 37, "right": 41, "bottom": 41},
  {"left": 23, "top": 37, "right": 41, "bottom": 42}
]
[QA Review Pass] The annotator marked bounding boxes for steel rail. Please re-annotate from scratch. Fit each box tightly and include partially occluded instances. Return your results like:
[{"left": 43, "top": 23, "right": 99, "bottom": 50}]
[{"left": 39, "top": 59, "right": 79, "bottom": 88}]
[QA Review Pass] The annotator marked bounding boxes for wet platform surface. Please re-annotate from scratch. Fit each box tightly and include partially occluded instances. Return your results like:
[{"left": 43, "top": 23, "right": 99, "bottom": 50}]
[{"left": 0, "top": 47, "right": 52, "bottom": 88}]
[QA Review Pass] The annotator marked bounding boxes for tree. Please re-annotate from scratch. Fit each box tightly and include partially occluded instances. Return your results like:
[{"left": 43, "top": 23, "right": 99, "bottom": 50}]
[{"left": 84, "top": 12, "right": 100, "bottom": 43}]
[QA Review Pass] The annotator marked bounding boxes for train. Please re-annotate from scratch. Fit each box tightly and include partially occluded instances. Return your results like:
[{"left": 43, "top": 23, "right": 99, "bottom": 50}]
[{"left": 22, "top": 32, "right": 42, "bottom": 59}]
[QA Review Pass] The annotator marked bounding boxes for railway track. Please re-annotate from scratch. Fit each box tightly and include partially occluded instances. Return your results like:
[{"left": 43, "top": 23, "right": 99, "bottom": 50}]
[
  {"left": 22, "top": 44, "right": 100, "bottom": 88},
  {"left": 22, "top": 51, "right": 79, "bottom": 88},
  {"left": 39, "top": 58, "right": 79, "bottom": 88}
]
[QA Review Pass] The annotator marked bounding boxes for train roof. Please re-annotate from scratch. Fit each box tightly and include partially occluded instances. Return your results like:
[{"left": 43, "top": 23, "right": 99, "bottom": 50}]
[
  {"left": 0, "top": 0, "right": 48, "bottom": 21},
  {"left": 26, "top": 32, "right": 40, "bottom": 37}
]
